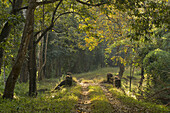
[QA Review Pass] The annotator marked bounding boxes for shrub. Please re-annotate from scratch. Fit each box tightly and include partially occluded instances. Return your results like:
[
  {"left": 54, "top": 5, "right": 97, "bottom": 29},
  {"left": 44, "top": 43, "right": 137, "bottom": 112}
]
[{"left": 143, "top": 48, "right": 170, "bottom": 86}]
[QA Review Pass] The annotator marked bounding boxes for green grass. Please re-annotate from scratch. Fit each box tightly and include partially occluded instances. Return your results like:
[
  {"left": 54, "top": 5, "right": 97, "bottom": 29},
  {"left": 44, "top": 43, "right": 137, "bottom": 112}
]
[
  {"left": 76, "top": 67, "right": 170, "bottom": 112},
  {"left": 0, "top": 77, "right": 81, "bottom": 113},
  {"left": 88, "top": 85, "right": 113, "bottom": 113},
  {"left": 0, "top": 67, "right": 169, "bottom": 112},
  {"left": 104, "top": 84, "right": 170, "bottom": 113},
  {"left": 74, "top": 67, "right": 119, "bottom": 80}
]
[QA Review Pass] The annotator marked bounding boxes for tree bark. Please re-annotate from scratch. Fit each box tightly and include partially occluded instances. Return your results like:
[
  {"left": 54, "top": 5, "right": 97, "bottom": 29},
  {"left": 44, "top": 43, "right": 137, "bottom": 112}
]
[
  {"left": 28, "top": 38, "right": 37, "bottom": 97},
  {"left": 118, "top": 62, "right": 125, "bottom": 78},
  {"left": 3, "top": 0, "right": 36, "bottom": 99},
  {"left": 56, "top": 58, "right": 62, "bottom": 77},
  {"left": 139, "top": 66, "right": 145, "bottom": 88},
  {"left": 3, "top": 57, "right": 6, "bottom": 86},
  {"left": 38, "top": 38, "right": 44, "bottom": 81},
  {"left": 19, "top": 60, "right": 29, "bottom": 83},
  {"left": 38, "top": 32, "right": 48, "bottom": 80},
  {"left": 117, "top": 46, "right": 125, "bottom": 79}
]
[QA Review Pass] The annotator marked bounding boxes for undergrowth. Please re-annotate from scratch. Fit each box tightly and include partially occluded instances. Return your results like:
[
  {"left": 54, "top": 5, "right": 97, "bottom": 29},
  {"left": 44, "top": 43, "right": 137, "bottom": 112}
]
[
  {"left": 0, "top": 67, "right": 169, "bottom": 112},
  {"left": 0, "top": 78, "right": 81, "bottom": 113},
  {"left": 104, "top": 84, "right": 170, "bottom": 113}
]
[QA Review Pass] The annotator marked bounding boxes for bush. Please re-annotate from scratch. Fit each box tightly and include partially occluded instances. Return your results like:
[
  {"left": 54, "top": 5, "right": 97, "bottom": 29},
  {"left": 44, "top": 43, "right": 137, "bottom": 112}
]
[{"left": 143, "top": 48, "right": 170, "bottom": 86}]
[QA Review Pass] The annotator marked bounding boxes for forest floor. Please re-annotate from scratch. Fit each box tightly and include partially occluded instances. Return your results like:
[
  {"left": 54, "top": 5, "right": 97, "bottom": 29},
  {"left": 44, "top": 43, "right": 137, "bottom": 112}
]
[
  {"left": 75, "top": 81, "right": 96, "bottom": 113},
  {"left": 0, "top": 67, "right": 169, "bottom": 112},
  {"left": 73, "top": 79, "right": 156, "bottom": 113}
]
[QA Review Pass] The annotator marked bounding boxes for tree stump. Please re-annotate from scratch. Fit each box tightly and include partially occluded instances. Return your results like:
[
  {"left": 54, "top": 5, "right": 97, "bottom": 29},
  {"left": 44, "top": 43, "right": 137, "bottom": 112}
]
[
  {"left": 65, "top": 75, "right": 72, "bottom": 86},
  {"left": 114, "top": 76, "right": 121, "bottom": 88},
  {"left": 107, "top": 73, "right": 113, "bottom": 83},
  {"left": 55, "top": 73, "right": 73, "bottom": 90}
]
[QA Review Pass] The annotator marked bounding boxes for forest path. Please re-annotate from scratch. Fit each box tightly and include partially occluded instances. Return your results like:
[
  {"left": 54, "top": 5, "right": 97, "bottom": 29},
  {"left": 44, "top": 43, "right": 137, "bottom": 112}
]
[
  {"left": 99, "top": 84, "right": 132, "bottom": 113},
  {"left": 74, "top": 80, "right": 149, "bottom": 113},
  {"left": 75, "top": 81, "right": 98, "bottom": 113},
  {"left": 99, "top": 83, "right": 151, "bottom": 113}
]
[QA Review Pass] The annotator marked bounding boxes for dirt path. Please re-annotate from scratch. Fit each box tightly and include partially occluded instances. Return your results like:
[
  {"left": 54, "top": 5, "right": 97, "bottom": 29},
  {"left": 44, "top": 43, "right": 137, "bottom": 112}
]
[
  {"left": 75, "top": 81, "right": 145, "bottom": 113},
  {"left": 99, "top": 84, "right": 131, "bottom": 113},
  {"left": 75, "top": 82, "right": 97, "bottom": 113},
  {"left": 99, "top": 83, "right": 146, "bottom": 113}
]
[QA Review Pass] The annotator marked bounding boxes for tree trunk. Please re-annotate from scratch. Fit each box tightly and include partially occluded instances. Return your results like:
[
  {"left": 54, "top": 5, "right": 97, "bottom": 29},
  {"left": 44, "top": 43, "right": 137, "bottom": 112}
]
[
  {"left": 3, "top": 0, "right": 36, "bottom": 99},
  {"left": 38, "top": 32, "right": 48, "bottom": 80},
  {"left": 0, "top": 48, "right": 4, "bottom": 75},
  {"left": 0, "top": 0, "right": 23, "bottom": 75},
  {"left": 116, "top": 46, "right": 125, "bottom": 79},
  {"left": 139, "top": 66, "right": 145, "bottom": 88},
  {"left": 118, "top": 62, "right": 125, "bottom": 79},
  {"left": 56, "top": 58, "right": 62, "bottom": 77},
  {"left": 19, "top": 60, "right": 29, "bottom": 83},
  {"left": 38, "top": 38, "right": 44, "bottom": 81},
  {"left": 28, "top": 39, "right": 37, "bottom": 97},
  {"left": 3, "top": 57, "right": 6, "bottom": 86},
  {"left": 129, "top": 64, "right": 132, "bottom": 91}
]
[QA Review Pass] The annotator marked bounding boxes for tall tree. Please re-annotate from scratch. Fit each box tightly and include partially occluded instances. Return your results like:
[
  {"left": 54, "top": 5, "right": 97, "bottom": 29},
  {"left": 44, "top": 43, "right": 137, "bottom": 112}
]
[
  {"left": 0, "top": 0, "right": 23, "bottom": 75},
  {"left": 3, "top": 0, "right": 111, "bottom": 99},
  {"left": 3, "top": 0, "right": 36, "bottom": 99}
]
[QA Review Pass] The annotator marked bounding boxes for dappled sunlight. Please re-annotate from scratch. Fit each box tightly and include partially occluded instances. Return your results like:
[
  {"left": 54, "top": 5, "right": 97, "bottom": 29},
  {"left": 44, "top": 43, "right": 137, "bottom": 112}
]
[
  {"left": 0, "top": 0, "right": 169, "bottom": 112},
  {"left": 0, "top": 67, "right": 169, "bottom": 112}
]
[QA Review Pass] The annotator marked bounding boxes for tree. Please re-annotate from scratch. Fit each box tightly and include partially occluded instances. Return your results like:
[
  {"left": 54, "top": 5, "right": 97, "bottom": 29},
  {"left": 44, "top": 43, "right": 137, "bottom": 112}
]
[
  {"left": 79, "top": 6, "right": 130, "bottom": 78},
  {"left": 2, "top": 0, "right": 111, "bottom": 99},
  {"left": 3, "top": 0, "right": 36, "bottom": 99},
  {"left": 2, "top": 0, "right": 169, "bottom": 99},
  {"left": 143, "top": 49, "right": 170, "bottom": 87},
  {"left": 0, "top": 0, "right": 23, "bottom": 75}
]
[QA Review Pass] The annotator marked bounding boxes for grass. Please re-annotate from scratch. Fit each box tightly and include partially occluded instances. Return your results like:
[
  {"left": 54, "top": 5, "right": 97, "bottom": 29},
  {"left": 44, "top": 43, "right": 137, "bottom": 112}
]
[
  {"left": 88, "top": 85, "right": 113, "bottom": 113},
  {"left": 74, "top": 67, "right": 119, "bottom": 80},
  {"left": 0, "top": 77, "right": 81, "bottom": 113},
  {"left": 0, "top": 67, "right": 169, "bottom": 112},
  {"left": 0, "top": 86, "right": 81, "bottom": 113},
  {"left": 77, "top": 67, "right": 170, "bottom": 112},
  {"left": 104, "top": 84, "right": 170, "bottom": 113}
]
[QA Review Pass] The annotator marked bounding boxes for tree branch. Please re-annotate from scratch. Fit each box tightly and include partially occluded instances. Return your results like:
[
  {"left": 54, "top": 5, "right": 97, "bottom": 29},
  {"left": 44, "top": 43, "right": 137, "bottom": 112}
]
[
  {"left": 35, "top": 24, "right": 53, "bottom": 44},
  {"left": 51, "top": 0, "right": 63, "bottom": 23},
  {"left": 147, "top": 87, "right": 170, "bottom": 99},
  {"left": 35, "top": 11, "right": 79, "bottom": 44},
  {"left": 14, "top": 6, "right": 28, "bottom": 12},
  {"left": 34, "top": 30, "right": 42, "bottom": 37},
  {"left": 36, "top": 0, "right": 61, "bottom": 6},
  {"left": 9, "top": 0, "right": 13, "bottom": 4},
  {"left": 76, "top": 0, "right": 107, "bottom": 6},
  {"left": 35, "top": 0, "right": 63, "bottom": 44},
  {"left": 54, "top": 11, "right": 78, "bottom": 22}
]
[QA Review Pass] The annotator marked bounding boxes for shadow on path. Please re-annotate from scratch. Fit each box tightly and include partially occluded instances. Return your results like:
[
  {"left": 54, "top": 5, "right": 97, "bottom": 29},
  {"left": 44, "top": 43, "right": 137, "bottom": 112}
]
[{"left": 75, "top": 81, "right": 98, "bottom": 113}]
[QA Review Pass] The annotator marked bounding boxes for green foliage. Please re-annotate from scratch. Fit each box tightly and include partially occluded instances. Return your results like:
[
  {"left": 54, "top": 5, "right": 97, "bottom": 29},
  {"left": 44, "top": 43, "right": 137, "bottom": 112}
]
[
  {"left": 143, "top": 49, "right": 170, "bottom": 86},
  {"left": 0, "top": 1, "right": 11, "bottom": 29},
  {"left": 115, "top": 0, "right": 169, "bottom": 37},
  {"left": 46, "top": 17, "right": 107, "bottom": 76}
]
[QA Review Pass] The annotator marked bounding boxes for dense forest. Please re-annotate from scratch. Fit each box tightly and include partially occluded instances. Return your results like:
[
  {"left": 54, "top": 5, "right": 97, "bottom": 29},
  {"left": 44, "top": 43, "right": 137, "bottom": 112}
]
[{"left": 0, "top": 0, "right": 169, "bottom": 112}]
